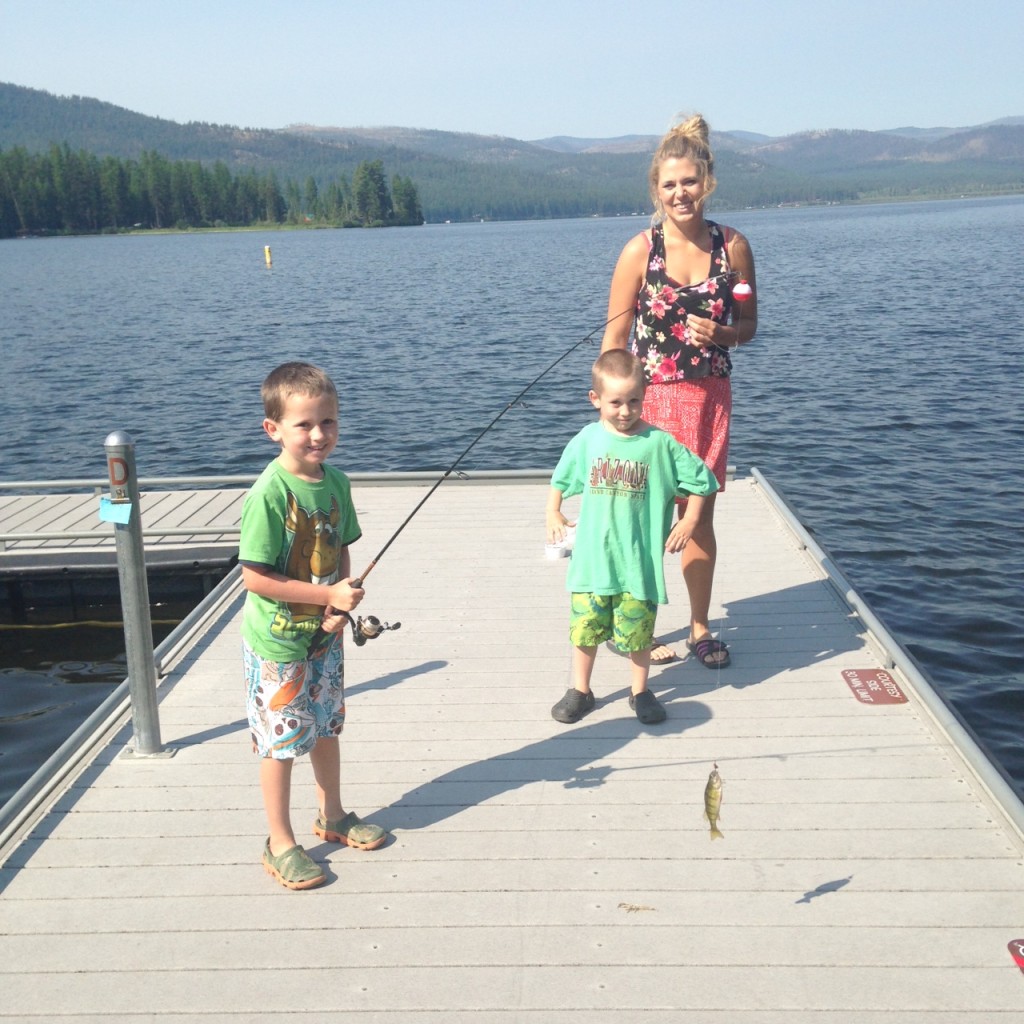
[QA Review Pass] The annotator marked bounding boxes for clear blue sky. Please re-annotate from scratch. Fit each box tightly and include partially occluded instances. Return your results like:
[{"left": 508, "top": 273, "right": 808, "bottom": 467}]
[{"left": 2, "top": 0, "right": 1021, "bottom": 139}]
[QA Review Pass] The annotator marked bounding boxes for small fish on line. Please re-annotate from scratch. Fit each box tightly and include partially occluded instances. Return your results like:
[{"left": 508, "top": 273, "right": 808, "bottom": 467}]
[{"left": 704, "top": 763, "right": 724, "bottom": 840}]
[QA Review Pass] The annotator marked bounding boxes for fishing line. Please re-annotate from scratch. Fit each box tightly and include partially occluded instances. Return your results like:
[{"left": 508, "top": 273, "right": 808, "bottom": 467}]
[
  {"left": 710, "top": 268, "right": 752, "bottom": 676},
  {"left": 676, "top": 268, "right": 751, "bottom": 353},
  {"left": 354, "top": 305, "right": 635, "bottom": 584},
  {"left": 308, "top": 304, "right": 635, "bottom": 654}
]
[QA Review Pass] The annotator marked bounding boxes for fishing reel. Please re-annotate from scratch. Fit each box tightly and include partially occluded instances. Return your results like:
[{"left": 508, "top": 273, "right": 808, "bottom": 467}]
[
  {"left": 306, "top": 612, "right": 401, "bottom": 657},
  {"left": 350, "top": 614, "right": 401, "bottom": 647}
]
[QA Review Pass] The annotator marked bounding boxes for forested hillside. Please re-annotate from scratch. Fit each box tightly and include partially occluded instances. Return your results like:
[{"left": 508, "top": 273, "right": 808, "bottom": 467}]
[
  {"left": 2, "top": 82, "right": 1023, "bottom": 234},
  {"left": 0, "top": 143, "right": 423, "bottom": 237}
]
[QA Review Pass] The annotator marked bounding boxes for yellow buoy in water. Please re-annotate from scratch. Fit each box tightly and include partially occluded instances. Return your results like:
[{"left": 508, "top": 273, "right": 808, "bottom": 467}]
[{"left": 264, "top": 245, "right": 272, "bottom": 267}]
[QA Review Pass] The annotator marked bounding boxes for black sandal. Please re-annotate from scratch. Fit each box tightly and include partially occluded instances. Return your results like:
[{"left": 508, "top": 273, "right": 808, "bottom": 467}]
[{"left": 686, "top": 635, "right": 730, "bottom": 668}]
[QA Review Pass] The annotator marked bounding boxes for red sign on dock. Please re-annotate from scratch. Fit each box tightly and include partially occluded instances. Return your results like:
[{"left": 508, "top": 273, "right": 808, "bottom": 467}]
[
  {"left": 1009, "top": 939, "right": 1024, "bottom": 974},
  {"left": 842, "top": 669, "right": 908, "bottom": 705}
]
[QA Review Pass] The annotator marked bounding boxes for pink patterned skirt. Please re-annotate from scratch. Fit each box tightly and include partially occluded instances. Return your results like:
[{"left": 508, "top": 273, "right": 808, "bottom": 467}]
[{"left": 643, "top": 376, "right": 732, "bottom": 491}]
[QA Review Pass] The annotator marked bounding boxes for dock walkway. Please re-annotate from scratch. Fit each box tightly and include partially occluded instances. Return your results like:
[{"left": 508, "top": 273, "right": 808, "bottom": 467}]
[{"left": 1, "top": 473, "right": 1022, "bottom": 1021}]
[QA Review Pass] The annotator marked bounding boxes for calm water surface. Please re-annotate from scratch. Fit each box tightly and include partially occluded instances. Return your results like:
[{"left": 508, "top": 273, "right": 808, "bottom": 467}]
[{"left": 2, "top": 198, "right": 1023, "bottom": 802}]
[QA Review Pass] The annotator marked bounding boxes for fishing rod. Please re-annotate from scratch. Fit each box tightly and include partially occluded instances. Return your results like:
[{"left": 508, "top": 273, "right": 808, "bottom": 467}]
[
  {"left": 306, "top": 305, "right": 635, "bottom": 655},
  {"left": 355, "top": 305, "right": 635, "bottom": 582}
]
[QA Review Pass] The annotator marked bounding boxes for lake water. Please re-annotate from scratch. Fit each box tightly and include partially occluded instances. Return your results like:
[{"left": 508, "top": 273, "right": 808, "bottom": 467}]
[{"left": 2, "top": 197, "right": 1023, "bottom": 804}]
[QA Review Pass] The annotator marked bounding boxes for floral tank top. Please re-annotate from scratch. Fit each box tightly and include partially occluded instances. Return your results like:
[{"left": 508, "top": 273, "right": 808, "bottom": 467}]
[{"left": 631, "top": 221, "right": 736, "bottom": 383}]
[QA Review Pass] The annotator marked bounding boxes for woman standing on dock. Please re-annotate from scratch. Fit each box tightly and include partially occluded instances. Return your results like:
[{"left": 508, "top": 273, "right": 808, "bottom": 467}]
[{"left": 601, "top": 113, "right": 758, "bottom": 668}]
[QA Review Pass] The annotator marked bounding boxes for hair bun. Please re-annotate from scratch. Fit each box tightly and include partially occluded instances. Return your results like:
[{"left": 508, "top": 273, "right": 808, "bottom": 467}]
[{"left": 670, "top": 114, "right": 710, "bottom": 152}]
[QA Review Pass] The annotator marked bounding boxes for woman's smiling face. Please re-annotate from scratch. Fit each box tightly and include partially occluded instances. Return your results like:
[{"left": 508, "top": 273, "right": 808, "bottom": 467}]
[{"left": 657, "top": 156, "right": 707, "bottom": 221}]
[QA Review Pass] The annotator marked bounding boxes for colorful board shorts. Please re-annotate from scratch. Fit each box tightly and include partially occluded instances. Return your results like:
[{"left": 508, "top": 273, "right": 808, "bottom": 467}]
[
  {"left": 244, "top": 638, "right": 345, "bottom": 759},
  {"left": 569, "top": 592, "right": 657, "bottom": 652},
  {"left": 643, "top": 376, "right": 732, "bottom": 493}
]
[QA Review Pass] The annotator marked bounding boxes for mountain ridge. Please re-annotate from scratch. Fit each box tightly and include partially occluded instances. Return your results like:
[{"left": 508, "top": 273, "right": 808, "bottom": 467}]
[{"left": 2, "top": 82, "right": 1023, "bottom": 222}]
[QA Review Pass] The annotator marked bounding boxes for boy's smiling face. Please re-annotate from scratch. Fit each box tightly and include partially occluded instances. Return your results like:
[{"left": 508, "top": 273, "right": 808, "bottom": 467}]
[
  {"left": 590, "top": 375, "right": 645, "bottom": 436},
  {"left": 264, "top": 390, "right": 339, "bottom": 480}
]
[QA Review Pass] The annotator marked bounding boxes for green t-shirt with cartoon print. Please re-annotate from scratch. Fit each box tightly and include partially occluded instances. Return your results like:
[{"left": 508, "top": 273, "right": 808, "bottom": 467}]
[
  {"left": 551, "top": 421, "right": 719, "bottom": 604},
  {"left": 239, "top": 460, "right": 362, "bottom": 662}
]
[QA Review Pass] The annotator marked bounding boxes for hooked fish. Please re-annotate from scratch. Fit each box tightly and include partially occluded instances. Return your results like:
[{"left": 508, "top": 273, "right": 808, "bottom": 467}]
[{"left": 704, "top": 763, "right": 724, "bottom": 840}]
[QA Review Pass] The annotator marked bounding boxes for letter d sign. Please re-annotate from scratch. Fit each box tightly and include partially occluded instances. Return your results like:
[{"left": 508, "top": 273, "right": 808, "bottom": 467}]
[{"left": 108, "top": 455, "right": 129, "bottom": 489}]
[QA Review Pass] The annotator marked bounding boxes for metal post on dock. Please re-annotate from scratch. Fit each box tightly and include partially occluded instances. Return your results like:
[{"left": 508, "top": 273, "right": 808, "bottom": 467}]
[{"left": 102, "top": 431, "right": 172, "bottom": 758}]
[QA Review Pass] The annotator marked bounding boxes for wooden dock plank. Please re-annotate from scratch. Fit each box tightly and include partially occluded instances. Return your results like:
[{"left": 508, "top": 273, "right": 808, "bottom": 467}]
[
  {"left": 0, "top": 923, "right": 1017, "bottom": 971},
  {"left": 4, "top": 964, "right": 1023, "bottom": 1016},
  {"left": 2, "top": 855, "right": 1020, "bottom": 904}
]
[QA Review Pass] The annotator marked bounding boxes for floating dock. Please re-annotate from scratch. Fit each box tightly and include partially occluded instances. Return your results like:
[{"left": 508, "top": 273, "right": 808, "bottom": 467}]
[
  {"left": 0, "top": 477, "right": 248, "bottom": 624},
  {"left": 1, "top": 471, "right": 1022, "bottom": 1021}
]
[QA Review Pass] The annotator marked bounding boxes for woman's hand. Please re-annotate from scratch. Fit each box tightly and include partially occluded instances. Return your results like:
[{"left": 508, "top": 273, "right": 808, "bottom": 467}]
[{"left": 686, "top": 314, "right": 737, "bottom": 349}]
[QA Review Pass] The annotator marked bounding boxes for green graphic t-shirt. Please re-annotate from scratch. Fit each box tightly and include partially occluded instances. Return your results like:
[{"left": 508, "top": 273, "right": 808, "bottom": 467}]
[
  {"left": 239, "top": 460, "right": 362, "bottom": 661},
  {"left": 551, "top": 422, "right": 719, "bottom": 603}
]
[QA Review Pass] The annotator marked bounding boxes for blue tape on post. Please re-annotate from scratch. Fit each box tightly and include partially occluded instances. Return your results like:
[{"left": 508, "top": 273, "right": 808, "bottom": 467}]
[{"left": 98, "top": 496, "right": 132, "bottom": 525}]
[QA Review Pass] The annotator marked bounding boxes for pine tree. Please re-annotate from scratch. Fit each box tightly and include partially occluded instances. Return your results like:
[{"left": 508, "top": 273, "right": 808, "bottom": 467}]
[
  {"left": 391, "top": 174, "right": 423, "bottom": 226},
  {"left": 352, "top": 160, "right": 392, "bottom": 226}
]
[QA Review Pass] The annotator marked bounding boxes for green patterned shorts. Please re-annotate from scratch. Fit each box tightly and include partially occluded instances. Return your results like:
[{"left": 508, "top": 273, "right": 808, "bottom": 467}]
[{"left": 569, "top": 592, "right": 657, "bottom": 652}]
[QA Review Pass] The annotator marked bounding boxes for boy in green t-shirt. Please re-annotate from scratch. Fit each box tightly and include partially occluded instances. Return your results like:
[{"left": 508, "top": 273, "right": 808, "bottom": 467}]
[
  {"left": 240, "top": 362, "right": 387, "bottom": 890},
  {"left": 546, "top": 350, "right": 719, "bottom": 725}
]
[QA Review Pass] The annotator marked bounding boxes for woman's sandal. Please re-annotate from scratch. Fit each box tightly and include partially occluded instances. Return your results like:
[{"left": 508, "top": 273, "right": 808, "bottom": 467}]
[{"left": 686, "top": 635, "right": 731, "bottom": 668}]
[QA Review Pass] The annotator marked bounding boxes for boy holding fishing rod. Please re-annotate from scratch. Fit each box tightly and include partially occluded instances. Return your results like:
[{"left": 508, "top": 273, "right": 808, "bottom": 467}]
[
  {"left": 239, "top": 361, "right": 388, "bottom": 890},
  {"left": 546, "top": 350, "right": 719, "bottom": 725}
]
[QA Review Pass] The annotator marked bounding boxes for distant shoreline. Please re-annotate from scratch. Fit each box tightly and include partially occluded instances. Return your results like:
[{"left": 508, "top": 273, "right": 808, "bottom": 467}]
[{"left": 7, "top": 189, "right": 1023, "bottom": 242}]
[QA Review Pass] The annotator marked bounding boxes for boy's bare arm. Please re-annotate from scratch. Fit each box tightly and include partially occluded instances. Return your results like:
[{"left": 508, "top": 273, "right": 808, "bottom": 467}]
[
  {"left": 546, "top": 486, "right": 573, "bottom": 543},
  {"left": 320, "top": 546, "right": 354, "bottom": 633},
  {"left": 241, "top": 560, "right": 364, "bottom": 612}
]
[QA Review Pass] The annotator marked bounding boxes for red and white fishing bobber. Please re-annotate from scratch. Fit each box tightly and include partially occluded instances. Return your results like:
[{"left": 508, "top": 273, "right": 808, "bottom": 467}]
[{"left": 733, "top": 279, "right": 752, "bottom": 302}]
